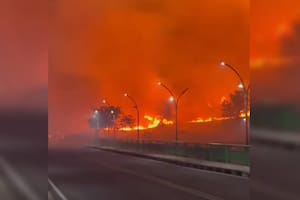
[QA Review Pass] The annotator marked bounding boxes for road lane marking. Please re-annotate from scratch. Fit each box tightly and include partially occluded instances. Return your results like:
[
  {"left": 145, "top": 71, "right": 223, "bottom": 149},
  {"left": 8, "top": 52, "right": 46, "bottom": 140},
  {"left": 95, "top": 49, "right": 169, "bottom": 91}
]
[
  {"left": 48, "top": 178, "right": 69, "bottom": 200},
  {"left": 94, "top": 160, "right": 224, "bottom": 200},
  {"left": 0, "top": 157, "right": 40, "bottom": 200}
]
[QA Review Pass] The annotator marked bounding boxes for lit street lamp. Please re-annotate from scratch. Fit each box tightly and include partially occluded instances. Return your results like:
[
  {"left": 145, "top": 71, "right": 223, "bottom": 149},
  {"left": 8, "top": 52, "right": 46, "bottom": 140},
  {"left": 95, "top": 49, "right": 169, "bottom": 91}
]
[
  {"left": 101, "top": 99, "right": 115, "bottom": 136},
  {"left": 93, "top": 109, "right": 100, "bottom": 129},
  {"left": 93, "top": 109, "right": 100, "bottom": 138},
  {"left": 238, "top": 83, "right": 244, "bottom": 89},
  {"left": 169, "top": 96, "right": 175, "bottom": 102},
  {"left": 124, "top": 93, "right": 140, "bottom": 142},
  {"left": 157, "top": 82, "right": 189, "bottom": 143},
  {"left": 110, "top": 110, "right": 116, "bottom": 138},
  {"left": 102, "top": 99, "right": 111, "bottom": 106},
  {"left": 220, "top": 61, "right": 250, "bottom": 144}
]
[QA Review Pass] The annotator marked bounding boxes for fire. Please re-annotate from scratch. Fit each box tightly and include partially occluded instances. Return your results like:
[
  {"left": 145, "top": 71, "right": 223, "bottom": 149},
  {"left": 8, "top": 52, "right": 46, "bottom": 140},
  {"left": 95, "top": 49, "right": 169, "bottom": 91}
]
[
  {"left": 119, "top": 111, "right": 251, "bottom": 131},
  {"left": 239, "top": 110, "right": 250, "bottom": 118},
  {"left": 119, "top": 126, "right": 147, "bottom": 132},
  {"left": 119, "top": 127, "right": 134, "bottom": 131},
  {"left": 191, "top": 110, "right": 250, "bottom": 124},
  {"left": 119, "top": 115, "right": 174, "bottom": 132},
  {"left": 191, "top": 117, "right": 213, "bottom": 123},
  {"left": 144, "top": 115, "right": 153, "bottom": 121},
  {"left": 144, "top": 115, "right": 173, "bottom": 128},
  {"left": 162, "top": 119, "right": 174, "bottom": 125},
  {"left": 220, "top": 96, "right": 227, "bottom": 104},
  {"left": 240, "top": 112, "right": 246, "bottom": 118},
  {"left": 146, "top": 115, "right": 161, "bottom": 129}
]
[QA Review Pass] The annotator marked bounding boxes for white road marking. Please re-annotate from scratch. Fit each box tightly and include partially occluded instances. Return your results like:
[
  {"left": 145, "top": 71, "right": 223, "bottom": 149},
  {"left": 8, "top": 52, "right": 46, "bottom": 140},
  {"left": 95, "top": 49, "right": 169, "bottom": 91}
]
[
  {"left": 0, "top": 157, "right": 40, "bottom": 200},
  {"left": 48, "top": 178, "right": 69, "bottom": 200}
]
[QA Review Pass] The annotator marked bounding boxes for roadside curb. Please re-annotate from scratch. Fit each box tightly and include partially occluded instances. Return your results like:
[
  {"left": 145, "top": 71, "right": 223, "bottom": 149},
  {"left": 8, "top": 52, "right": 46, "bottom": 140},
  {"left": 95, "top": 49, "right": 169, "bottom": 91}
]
[
  {"left": 252, "top": 129, "right": 300, "bottom": 150},
  {"left": 87, "top": 145, "right": 250, "bottom": 177}
]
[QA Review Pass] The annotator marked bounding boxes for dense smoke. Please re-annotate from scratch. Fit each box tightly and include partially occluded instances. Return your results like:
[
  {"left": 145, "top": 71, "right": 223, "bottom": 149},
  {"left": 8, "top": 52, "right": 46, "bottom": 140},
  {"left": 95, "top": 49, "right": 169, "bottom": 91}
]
[{"left": 49, "top": 0, "right": 249, "bottom": 133}]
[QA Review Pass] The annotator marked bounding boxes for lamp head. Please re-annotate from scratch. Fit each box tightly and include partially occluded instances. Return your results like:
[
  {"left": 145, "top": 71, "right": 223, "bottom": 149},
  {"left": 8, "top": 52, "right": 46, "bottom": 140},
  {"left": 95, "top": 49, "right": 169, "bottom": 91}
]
[
  {"left": 220, "top": 61, "right": 226, "bottom": 68},
  {"left": 238, "top": 83, "right": 244, "bottom": 89}
]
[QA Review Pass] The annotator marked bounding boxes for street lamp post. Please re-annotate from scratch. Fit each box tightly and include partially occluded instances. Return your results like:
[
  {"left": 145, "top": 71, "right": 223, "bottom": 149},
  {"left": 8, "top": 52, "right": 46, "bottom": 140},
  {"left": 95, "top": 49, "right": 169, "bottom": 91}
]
[
  {"left": 110, "top": 110, "right": 116, "bottom": 139},
  {"left": 102, "top": 99, "right": 112, "bottom": 136},
  {"left": 220, "top": 61, "right": 249, "bottom": 144},
  {"left": 124, "top": 93, "right": 140, "bottom": 142},
  {"left": 93, "top": 109, "right": 100, "bottom": 138},
  {"left": 102, "top": 99, "right": 111, "bottom": 106},
  {"left": 157, "top": 82, "right": 189, "bottom": 143}
]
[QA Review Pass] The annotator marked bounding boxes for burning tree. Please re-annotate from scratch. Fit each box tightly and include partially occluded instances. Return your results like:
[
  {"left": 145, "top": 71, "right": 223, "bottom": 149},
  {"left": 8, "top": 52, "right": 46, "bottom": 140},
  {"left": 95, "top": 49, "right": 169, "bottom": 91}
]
[
  {"left": 221, "top": 90, "right": 244, "bottom": 118},
  {"left": 119, "top": 114, "right": 135, "bottom": 128}
]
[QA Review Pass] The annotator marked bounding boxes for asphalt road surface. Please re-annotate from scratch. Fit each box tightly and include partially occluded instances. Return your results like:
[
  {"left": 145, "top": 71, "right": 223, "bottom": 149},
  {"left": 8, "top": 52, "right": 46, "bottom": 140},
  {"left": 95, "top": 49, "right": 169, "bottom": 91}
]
[
  {"left": 48, "top": 147, "right": 249, "bottom": 200},
  {"left": 250, "top": 129, "right": 300, "bottom": 200},
  {"left": 0, "top": 112, "right": 47, "bottom": 200}
]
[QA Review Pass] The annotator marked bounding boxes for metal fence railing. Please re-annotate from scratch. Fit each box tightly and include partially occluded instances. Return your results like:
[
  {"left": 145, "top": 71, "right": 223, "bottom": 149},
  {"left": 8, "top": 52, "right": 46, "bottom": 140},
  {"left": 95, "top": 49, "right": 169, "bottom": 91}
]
[{"left": 99, "top": 138, "right": 250, "bottom": 166}]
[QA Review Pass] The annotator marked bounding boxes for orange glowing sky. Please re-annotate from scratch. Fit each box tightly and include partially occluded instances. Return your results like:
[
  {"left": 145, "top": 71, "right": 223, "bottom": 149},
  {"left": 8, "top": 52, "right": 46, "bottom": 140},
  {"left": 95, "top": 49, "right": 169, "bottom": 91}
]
[
  {"left": 2, "top": 0, "right": 298, "bottom": 133},
  {"left": 251, "top": 0, "right": 300, "bottom": 106},
  {"left": 0, "top": 0, "right": 47, "bottom": 112},
  {"left": 251, "top": 0, "right": 300, "bottom": 65},
  {"left": 49, "top": 0, "right": 249, "bottom": 133}
]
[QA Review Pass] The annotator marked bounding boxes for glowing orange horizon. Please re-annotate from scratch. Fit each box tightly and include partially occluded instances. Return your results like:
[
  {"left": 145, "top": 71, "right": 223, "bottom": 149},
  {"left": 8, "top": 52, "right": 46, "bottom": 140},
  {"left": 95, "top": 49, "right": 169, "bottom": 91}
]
[
  {"left": 49, "top": 0, "right": 250, "bottom": 134},
  {"left": 117, "top": 110, "right": 250, "bottom": 132},
  {"left": 119, "top": 114, "right": 174, "bottom": 132}
]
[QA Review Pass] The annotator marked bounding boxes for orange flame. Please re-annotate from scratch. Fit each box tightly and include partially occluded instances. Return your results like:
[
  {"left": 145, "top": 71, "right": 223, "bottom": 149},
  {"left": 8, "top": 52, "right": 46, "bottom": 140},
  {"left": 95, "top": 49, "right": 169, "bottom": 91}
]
[
  {"left": 191, "top": 110, "right": 250, "bottom": 124},
  {"left": 119, "top": 115, "right": 174, "bottom": 132},
  {"left": 162, "top": 119, "right": 174, "bottom": 125},
  {"left": 239, "top": 110, "right": 250, "bottom": 118},
  {"left": 220, "top": 96, "right": 227, "bottom": 104},
  {"left": 190, "top": 117, "right": 213, "bottom": 123}
]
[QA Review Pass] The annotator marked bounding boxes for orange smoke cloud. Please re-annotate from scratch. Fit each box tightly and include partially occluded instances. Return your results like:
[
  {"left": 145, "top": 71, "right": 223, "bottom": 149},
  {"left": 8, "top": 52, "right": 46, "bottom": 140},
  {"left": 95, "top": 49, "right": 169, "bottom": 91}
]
[
  {"left": 251, "top": 0, "right": 300, "bottom": 106},
  {"left": 49, "top": 0, "right": 249, "bottom": 134}
]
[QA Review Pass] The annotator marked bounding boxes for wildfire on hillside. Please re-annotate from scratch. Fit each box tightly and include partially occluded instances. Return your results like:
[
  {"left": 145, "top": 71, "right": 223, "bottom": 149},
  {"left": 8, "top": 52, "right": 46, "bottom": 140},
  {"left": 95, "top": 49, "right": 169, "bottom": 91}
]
[
  {"left": 119, "top": 115, "right": 174, "bottom": 132},
  {"left": 118, "top": 110, "right": 250, "bottom": 132},
  {"left": 190, "top": 110, "right": 250, "bottom": 124}
]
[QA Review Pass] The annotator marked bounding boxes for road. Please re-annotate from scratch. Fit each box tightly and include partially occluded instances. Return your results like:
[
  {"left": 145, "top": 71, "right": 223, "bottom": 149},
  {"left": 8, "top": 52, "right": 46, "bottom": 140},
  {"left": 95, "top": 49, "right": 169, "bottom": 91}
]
[
  {"left": 0, "top": 112, "right": 47, "bottom": 200},
  {"left": 48, "top": 147, "right": 249, "bottom": 200},
  {"left": 251, "top": 129, "right": 300, "bottom": 200}
]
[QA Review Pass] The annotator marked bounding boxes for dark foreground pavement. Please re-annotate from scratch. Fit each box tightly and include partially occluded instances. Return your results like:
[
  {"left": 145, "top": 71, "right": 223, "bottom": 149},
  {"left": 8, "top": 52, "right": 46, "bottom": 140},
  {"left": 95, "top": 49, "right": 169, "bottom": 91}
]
[
  {"left": 251, "top": 129, "right": 300, "bottom": 200},
  {"left": 48, "top": 147, "right": 249, "bottom": 200},
  {"left": 0, "top": 112, "right": 47, "bottom": 200}
]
